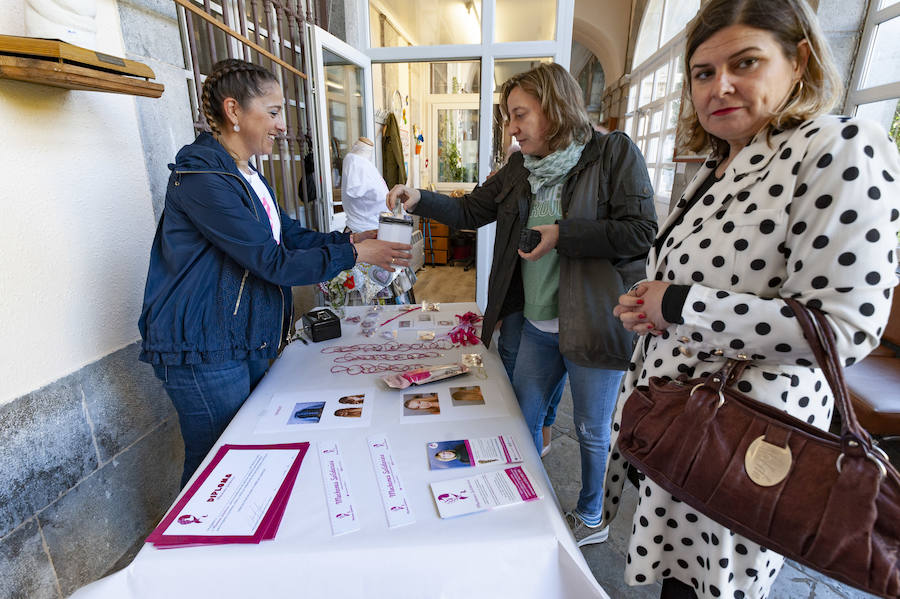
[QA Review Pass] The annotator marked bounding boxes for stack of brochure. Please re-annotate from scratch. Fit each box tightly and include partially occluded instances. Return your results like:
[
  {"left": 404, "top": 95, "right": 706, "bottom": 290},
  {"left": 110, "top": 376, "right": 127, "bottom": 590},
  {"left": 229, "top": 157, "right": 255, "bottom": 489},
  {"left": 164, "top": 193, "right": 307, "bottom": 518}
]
[
  {"left": 426, "top": 435, "right": 523, "bottom": 470},
  {"left": 430, "top": 465, "right": 540, "bottom": 519},
  {"left": 146, "top": 443, "right": 309, "bottom": 548}
]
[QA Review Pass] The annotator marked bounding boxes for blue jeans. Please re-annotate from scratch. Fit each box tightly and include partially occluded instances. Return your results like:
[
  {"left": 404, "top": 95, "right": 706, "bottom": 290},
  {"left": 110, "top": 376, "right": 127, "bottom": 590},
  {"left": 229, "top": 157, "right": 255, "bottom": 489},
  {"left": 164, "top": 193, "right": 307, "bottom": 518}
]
[
  {"left": 512, "top": 320, "right": 622, "bottom": 525},
  {"left": 153, "top": 359, "right": 269, "bottom": 488},
  {"left": 498, "top": 311, "right": 564, "bottom": 428}
]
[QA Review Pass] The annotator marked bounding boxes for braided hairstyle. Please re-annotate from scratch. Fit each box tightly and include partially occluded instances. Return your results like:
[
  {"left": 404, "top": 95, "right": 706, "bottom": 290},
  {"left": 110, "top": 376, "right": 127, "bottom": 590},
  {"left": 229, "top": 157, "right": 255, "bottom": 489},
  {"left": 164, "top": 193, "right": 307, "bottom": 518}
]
[{"left": 201, "top": 59, "right": 278, "bottom": 135}]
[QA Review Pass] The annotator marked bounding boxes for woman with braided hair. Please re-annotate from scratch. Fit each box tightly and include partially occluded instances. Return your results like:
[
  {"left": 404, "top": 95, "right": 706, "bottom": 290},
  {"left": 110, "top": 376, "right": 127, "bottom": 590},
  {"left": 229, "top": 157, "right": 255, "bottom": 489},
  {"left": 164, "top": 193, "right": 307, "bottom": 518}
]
[{"left": 139, "top": 59, "right": 411, "bottom": 487}]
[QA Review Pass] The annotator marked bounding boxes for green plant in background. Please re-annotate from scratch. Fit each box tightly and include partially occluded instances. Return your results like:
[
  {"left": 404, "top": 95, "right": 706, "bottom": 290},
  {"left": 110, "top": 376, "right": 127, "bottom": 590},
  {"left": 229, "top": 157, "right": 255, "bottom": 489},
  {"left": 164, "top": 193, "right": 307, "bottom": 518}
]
[
  {"left": 441, "top": 140, "right": 467, "bottom": 181},
  {"left": 891, "top": 100, "right": 900, "bottom": 155}
]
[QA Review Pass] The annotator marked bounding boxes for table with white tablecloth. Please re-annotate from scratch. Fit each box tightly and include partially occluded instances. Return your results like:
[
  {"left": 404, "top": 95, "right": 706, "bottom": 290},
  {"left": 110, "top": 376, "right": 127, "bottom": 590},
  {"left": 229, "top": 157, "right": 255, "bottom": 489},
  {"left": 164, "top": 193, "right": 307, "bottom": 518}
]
[{"left": 71, "top": 303, "right": 609, "bottom": 599}]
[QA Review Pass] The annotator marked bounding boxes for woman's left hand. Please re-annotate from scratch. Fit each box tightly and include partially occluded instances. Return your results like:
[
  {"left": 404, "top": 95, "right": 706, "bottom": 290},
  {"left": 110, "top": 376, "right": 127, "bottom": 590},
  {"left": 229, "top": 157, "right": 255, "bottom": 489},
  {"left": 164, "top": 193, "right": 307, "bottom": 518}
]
[
  {"left": 613, "top": 281, "right": 671, "bottom": 335},
  {"left": 518, "top": 224, "right": 559, "bottom": 261}
]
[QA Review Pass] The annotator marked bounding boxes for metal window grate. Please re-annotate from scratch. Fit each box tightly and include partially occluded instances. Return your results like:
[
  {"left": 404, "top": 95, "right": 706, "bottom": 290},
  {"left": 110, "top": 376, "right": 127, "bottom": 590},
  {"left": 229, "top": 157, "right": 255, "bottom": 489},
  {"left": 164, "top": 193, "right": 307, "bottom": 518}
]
[{"left": 177, "top": 0, "right": 324, "bottom": 228}]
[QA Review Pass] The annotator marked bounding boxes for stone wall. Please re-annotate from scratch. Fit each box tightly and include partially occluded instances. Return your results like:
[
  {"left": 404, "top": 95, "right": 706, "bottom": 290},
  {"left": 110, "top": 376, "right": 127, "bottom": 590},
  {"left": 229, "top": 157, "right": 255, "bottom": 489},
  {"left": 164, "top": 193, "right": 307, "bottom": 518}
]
[
  {"left": 0, "top": 344, "right": 182, "bottom": 598},
  {"left": 0, "top": 0, "right": 193, "bottom": 595}
]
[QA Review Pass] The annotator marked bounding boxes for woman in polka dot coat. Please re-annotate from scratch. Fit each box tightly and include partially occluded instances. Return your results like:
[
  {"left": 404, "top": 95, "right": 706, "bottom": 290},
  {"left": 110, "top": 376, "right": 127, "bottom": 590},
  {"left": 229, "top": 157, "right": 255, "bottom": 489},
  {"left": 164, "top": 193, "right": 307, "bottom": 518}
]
[{"left": 607, "top": 1, "right": 900, "bottom": 598}]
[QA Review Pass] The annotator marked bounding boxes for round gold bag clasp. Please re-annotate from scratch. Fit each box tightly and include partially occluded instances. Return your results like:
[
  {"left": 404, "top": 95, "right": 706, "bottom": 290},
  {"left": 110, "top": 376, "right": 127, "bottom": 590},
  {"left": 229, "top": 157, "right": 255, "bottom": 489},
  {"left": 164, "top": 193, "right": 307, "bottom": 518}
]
[{"left": 744, "top": 435, "right": 792, "bottom": 487}]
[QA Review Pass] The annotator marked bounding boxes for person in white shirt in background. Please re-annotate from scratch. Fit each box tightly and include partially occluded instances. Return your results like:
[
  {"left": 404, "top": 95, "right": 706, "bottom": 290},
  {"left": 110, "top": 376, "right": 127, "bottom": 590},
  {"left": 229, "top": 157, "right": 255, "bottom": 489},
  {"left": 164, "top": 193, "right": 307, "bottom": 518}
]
[{"left": 333, "top": 136, "right": 416, "bottom": 304}]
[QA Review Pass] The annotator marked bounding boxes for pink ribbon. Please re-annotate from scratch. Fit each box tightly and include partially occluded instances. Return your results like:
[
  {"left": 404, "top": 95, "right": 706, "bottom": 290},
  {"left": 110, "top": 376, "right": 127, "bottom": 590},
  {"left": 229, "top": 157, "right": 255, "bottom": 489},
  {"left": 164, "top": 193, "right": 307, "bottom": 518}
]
[{"left": 448, "top": 312, "right": 482, "bottom": 346}]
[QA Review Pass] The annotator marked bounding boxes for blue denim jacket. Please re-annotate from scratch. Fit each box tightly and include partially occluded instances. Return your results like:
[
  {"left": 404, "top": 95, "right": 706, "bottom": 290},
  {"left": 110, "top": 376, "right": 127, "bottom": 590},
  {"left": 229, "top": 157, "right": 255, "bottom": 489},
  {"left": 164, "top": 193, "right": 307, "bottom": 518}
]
[{"left": 139, "top": 132, "right": 354, "bottom": 365}]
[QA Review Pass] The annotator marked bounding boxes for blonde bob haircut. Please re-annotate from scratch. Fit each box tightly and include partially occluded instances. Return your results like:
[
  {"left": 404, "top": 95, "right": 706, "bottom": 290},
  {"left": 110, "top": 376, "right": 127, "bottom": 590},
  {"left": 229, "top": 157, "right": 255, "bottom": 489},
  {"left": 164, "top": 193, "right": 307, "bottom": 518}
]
[
  {"left": 680, "top": 0, "right": 842, "bottom": 158},
  {"left": 499, "top": 63, "right": 593, "bottom": 154}
]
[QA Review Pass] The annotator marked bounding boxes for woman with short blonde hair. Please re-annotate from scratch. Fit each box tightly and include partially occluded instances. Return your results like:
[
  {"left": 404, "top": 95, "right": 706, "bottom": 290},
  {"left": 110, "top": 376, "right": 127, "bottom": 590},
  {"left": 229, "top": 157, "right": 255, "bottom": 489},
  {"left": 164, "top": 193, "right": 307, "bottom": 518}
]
[{"left": 388, "top": 62, "right": 657, "bottom": 547}]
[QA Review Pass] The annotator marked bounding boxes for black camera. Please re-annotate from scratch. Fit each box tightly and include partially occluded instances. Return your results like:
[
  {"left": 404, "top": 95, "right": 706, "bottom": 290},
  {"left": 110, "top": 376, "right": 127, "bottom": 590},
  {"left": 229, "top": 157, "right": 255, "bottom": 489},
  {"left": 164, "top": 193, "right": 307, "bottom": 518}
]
[
  {"left": 518, "top": 228, "right": 542, "bottom": 253},
  {"left": 301, "top": 308, "right": 342, "bottom": 342}
]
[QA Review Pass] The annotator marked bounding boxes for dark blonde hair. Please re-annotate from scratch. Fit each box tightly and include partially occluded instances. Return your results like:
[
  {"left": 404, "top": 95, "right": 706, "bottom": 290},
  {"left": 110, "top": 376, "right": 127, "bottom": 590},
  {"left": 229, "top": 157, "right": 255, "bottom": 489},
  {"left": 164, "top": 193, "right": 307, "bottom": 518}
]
[
  {"left": 499, "top": 63, "right": 593, "bottom": 153},
  {"left": 201, "top": 59, "right": 278, "bottom": 135},
  {"left": 680, "top": 0, "right": 841, "bottom": 157}
]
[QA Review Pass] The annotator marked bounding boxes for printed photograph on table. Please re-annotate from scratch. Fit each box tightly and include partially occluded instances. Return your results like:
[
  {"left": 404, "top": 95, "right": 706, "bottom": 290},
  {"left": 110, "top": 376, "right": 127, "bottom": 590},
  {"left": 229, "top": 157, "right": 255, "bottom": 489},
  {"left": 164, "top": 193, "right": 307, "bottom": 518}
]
[
  {"left": 427, "top": 440, "right": 472, "bottom": 469},
  {"left": 255, "top": 390, "right": 373, "bottom": 433},
  {"left": 288, "top": 402, "right": 325, "bottom": 424},
  {"left": 403, "top": 392, "right": 441, "bottom": 416},
  {"left": 398, "top": 320, "right": 412, "bottom": 328},
  {"left": 411, "top": 315, "right": 435, "bottom": 331},
  {"left": 436, "top": 319, "right": 454, "bottom": 327},
  {"left": 334, "top": 407, "right": 362, "bottom": 418},
  {"left": 450, "top": 385, "right": 485, "bottom": 406}
]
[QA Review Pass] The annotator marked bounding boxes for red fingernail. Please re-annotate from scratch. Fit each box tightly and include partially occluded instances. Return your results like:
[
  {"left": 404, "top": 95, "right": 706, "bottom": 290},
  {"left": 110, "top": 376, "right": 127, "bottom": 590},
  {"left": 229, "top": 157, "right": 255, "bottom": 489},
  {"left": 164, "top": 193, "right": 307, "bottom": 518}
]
[
  {"left": 636, "top": 299, "right": 644, "bottom": 305},
  {"left": 638, "top": 313, "right": 646, "bottom": 319}
]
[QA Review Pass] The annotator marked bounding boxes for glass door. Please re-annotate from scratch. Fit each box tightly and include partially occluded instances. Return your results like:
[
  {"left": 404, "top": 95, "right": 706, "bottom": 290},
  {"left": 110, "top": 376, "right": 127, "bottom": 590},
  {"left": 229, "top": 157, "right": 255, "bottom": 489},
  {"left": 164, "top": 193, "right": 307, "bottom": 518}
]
[
  {"left": 430, "top": 99, "right": 480, "bottom": 194},
  {"left": 307, "top": 25, "right": 375, "bottom": 232}
]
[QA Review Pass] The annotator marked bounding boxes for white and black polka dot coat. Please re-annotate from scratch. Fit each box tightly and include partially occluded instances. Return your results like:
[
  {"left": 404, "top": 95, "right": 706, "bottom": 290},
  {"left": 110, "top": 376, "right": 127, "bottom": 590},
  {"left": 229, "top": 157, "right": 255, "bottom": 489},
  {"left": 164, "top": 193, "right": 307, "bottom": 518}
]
[{"left": 602, "top": 115, "right": 900, "bottom": 599}]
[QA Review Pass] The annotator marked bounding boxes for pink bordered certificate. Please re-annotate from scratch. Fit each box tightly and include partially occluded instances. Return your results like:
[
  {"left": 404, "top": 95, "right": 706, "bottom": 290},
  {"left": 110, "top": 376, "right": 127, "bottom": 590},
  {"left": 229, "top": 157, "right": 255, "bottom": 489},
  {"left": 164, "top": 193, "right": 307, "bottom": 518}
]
[{"left": 146, "top": 443, "right": 309, "bottom": 548}]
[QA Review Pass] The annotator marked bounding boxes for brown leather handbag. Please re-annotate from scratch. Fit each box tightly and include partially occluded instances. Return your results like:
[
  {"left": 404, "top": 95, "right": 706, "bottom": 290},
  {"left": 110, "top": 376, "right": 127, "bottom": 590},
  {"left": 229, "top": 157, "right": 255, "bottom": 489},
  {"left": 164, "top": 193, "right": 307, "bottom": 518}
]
[{"left": 618, "top": 298, "right": 900, "bottom": 598}]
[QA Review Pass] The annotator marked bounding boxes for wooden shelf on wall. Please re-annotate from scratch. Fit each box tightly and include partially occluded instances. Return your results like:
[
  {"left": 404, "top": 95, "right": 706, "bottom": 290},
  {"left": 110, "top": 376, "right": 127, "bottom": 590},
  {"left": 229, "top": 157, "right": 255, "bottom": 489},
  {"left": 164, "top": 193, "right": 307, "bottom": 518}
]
[{"left": 0, "top": 34, "right": 164, "bottom": 98}]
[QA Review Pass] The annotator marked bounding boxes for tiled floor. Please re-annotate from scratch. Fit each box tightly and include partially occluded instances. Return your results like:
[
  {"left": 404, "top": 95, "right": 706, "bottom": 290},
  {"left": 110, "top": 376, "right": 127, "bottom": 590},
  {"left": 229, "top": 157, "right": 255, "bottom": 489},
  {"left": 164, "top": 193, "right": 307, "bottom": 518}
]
[{"left": 544, "top": 382, "right": 892, "bottom": 599}]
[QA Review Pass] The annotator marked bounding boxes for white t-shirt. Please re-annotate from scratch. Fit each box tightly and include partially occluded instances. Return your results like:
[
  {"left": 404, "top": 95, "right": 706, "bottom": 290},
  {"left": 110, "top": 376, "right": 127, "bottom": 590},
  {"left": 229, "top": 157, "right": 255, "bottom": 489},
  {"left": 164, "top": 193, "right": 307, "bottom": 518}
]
[
  {"left": 240, "top": 168, "right": 281, "bottom": 244},
  {"left": 341, "top": 151, "right": 389, "bottom": 233}
]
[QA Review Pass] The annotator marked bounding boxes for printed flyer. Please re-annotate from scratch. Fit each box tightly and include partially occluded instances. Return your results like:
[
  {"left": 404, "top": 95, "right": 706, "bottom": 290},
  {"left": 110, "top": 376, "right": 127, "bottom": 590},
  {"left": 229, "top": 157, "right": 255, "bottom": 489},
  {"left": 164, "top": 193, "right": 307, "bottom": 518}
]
[
  {"left": 147, "top": 443, "right": 308, "bottom": 547},
  {"left": 317, "top": 441, "right": 361, "bottom": 536},
  {"left": 368, "top": 435, "right": 415, "bottom": 528},
  {"left": 430, "top": 466, "right": 540, "bottom": 519},
  {"left": 426, "top": 435, "right": 523, "bottom": 470}
]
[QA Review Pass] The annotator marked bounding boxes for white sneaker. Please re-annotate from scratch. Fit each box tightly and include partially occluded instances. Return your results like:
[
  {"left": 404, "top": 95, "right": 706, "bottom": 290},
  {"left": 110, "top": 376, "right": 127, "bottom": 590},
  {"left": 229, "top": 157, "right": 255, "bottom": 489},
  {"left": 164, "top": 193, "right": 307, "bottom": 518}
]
[
  {"left": 565, "top": 511, "right": 609, "bottom": 547},
  {"left": 541, "top": 440, "right": 552, "bottom": 457}
]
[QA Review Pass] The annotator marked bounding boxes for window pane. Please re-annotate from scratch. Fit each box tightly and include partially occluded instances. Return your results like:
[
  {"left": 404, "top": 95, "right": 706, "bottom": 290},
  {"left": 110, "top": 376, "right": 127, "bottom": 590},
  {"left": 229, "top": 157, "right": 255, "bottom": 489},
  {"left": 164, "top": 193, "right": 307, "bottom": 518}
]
[
  {"left": 881, "top": 0, "right": 899, "bottom": 8},
  {"left": 369, "top": 0, "right": 481, "bottom": 47},
  {"left": 624, "top": 116, "right": 634, "bottom": 136},
  {"left": 662, "top": 132, "right": 676, "bottom": 161},
  {"left": 647, "top": 135, "right": 660, "bottom": 164},
  {"left": 671, "top": 53, "right": 684, "bottom": 97},
  {"left": 647, "top": 166, "right": 657, "bottom": 187},
  {"left": 659, "top": 164, "right": 675, "bottom": 195},
  {"left": 638, "top": 112, "right": 648, "bottom": 136},
  {"left": 324, "top": 50, "right": 366, "bottom": 204},
  {"left": 653, "top": 63, "right": 669, "bottom": 101},
  {"left": 496, "top": 0, "right": 556, "bottom": 42},
  {"left": 627, "top": 84, "right": 638, "bottom": 113},
  {"left": 640, "top": 74, "right": 654, "bottom": 106},
  {"left": 667, "top": 96, "right": 681, "bottom": 129},
  {"left": 661, "top": 0, "right": 700, "bottom": 47},
  {"left": 650, "top": 109, "right": 663, "bottom": 134},
  {"left": 430, "top": 61, "right": 480, "bottom": 94},
  {"left": 855, "top": 98, "right": 900, "bottom": 154},
  {"left": 437, "top": 108, "right": 479, "bottom": 183},
  {"left": 634, "top": 0, "right": 663, "bottom": 66},
  {"left": 862, "top": 16, "right": 900, "bottom": 89}
]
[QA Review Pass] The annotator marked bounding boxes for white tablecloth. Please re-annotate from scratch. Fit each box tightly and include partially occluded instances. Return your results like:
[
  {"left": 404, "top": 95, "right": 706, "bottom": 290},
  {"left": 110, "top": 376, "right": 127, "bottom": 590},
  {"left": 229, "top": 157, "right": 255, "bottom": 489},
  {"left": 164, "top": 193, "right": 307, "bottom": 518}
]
[{"left": 72, "top": 303, "right": 608, "bottom": 599}]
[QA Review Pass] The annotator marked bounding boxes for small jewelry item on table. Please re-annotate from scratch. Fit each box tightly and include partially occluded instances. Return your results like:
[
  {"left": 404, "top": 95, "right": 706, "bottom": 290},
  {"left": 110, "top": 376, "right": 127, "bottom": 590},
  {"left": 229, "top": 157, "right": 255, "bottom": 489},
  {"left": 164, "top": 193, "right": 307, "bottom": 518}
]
[
  {"left": 421, "top": 300, "right": 440, "bottom": 312},
  {"left": 418, "top": 331, "right": 435, "bottom": 341},
  {"left": 461, "top": 353, "right": 487, "bottom": 379},
  {"left": 449, "top": 312, "right": 483, "bottom": 346}
]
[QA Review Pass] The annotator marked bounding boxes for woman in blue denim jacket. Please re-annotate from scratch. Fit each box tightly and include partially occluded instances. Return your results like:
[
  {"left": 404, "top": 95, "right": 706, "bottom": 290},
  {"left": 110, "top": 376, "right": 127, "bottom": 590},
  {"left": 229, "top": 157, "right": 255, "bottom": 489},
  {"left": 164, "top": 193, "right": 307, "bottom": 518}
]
[{"left": 140, "top": 59, "right": 410, "bottom": 487}]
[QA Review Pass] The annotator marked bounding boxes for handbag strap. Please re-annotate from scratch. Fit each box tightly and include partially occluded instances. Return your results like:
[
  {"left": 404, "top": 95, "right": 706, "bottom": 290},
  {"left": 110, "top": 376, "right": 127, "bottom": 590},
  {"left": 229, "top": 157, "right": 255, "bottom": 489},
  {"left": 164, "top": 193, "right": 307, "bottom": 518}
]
[{"left": 783, "top": 298, "right": 872, "bottom": 453}]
